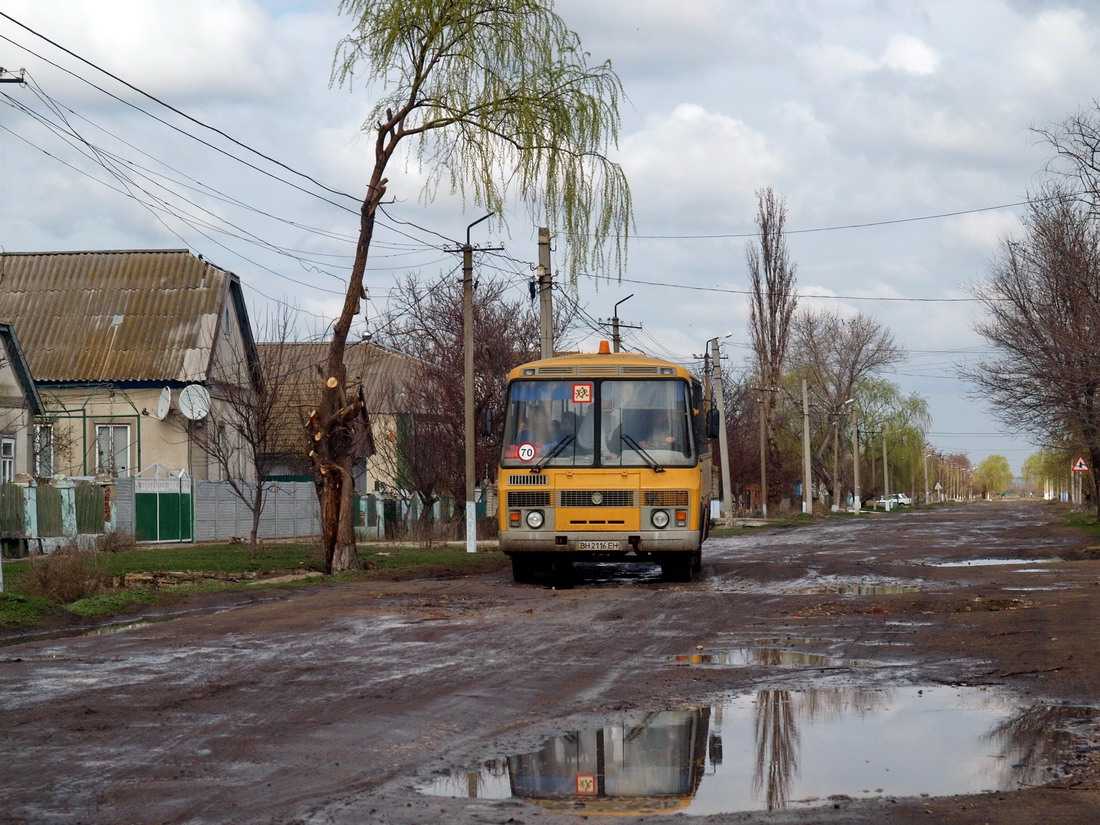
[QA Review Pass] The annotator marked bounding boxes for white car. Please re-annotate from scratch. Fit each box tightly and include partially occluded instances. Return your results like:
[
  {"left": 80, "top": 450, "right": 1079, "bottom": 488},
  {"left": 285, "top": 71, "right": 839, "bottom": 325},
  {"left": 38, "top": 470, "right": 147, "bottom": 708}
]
[{"left": 877, "top": 493, "right": 912, "bottom": 506}]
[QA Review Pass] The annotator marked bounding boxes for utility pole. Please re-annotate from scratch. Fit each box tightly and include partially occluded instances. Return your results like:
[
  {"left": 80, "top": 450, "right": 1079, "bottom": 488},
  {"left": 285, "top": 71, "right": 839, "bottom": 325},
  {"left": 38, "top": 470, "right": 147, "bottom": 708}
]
[
  {"left": 802, "top": 378, "right": 812, "bottom": 515},
  {"left": 882, "top": 432, "right": 891, "bottom": 511},
  {"left": 448, "top": 214, "right": 501, "bottom": 554},
  {"left": 753, "top": 386, "right": 776, "bottom": 517},
  {"left": 611, "top": 294, "right": 635, "bottom": 353},
  {"left": 537, "top": 227, "right": 553, "bottom": 359},
  {"left": 711, "top": 335, "right": 733, "bottom": 524},
  {"left": 851, "top": 412, "right": 860, "bottom": 513}
]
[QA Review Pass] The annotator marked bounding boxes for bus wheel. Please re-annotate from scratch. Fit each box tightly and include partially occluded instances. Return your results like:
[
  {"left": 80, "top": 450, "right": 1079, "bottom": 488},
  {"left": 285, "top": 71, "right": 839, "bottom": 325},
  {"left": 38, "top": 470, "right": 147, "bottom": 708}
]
[
  {"left": 510, "top": 553, "right": 541, "bottom": 583},
  {"left": 548, "top": 555, "right": 574, "bottom": 589},
  {"left": 659, "top": 553, "right": 695, "bottom": 582}
]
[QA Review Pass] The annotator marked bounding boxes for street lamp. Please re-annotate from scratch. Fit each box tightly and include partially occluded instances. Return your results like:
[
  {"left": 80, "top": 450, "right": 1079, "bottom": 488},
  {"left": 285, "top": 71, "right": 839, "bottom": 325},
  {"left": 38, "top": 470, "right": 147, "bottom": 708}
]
[{"left": 708, "top": 333, "right": 733, "bottom": 523}]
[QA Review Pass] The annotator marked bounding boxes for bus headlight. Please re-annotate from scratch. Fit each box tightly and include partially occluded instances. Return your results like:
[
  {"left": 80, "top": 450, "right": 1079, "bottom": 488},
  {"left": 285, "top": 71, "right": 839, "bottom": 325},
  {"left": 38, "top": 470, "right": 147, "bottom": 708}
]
[
  {"left": 526, "top": 510, "right": 545, "bottom": 529},
  {"left": 651, "top": 509, "right": 670, "bottom": 529}
]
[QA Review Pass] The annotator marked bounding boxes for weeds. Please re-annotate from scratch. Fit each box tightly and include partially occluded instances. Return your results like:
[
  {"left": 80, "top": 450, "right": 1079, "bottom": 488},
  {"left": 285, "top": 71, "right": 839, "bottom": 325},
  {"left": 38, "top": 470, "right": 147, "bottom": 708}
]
[{"left": 22, "top": 545, "right": 105, "bottom": 603}]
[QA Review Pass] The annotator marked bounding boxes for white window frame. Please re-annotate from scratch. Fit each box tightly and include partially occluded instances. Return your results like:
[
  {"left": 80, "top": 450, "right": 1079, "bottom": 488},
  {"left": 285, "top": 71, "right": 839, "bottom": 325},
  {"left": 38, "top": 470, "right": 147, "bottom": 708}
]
[
  {"left": 96, "top": 424, "right": 131, "bottom": 477},
  {"left": 1, "top": 436, "right": 15, "bottom": 483}
]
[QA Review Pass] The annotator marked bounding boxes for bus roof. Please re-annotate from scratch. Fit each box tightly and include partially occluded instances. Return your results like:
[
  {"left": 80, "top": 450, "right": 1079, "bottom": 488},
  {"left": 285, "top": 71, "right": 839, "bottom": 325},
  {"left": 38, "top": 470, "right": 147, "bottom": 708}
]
[{"left": 507, "top": 347, "right": 696, "bottom": 381}]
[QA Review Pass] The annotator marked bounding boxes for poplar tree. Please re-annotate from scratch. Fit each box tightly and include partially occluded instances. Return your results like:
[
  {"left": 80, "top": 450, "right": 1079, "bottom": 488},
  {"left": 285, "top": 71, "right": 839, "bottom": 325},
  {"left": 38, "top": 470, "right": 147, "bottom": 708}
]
[{"left": 312, "top": 0, "right": 632, "bottom": 572}]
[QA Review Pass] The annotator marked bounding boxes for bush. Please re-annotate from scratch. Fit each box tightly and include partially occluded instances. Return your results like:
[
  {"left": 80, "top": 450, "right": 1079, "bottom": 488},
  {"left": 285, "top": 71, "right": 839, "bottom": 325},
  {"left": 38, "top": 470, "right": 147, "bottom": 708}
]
[
  {"left": 96, "top": 530, "right": 136, "bottom": 553},
  {"left": 23, "top": 544, "right": 106, "bottom": 604}
]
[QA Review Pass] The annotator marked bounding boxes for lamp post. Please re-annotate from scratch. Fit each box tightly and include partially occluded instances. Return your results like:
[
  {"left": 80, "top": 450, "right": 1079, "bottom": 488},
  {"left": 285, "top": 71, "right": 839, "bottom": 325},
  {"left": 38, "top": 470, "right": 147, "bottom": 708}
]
[{"left": 708, "top": 333, "right": 733, "bottom": 523}]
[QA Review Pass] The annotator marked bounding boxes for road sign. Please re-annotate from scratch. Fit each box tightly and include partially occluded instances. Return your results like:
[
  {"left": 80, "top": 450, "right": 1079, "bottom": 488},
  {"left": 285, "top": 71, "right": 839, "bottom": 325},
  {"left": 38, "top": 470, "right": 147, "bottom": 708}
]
[{"left": 1072, "top": 456, "right": 1090, "bottom": 473}]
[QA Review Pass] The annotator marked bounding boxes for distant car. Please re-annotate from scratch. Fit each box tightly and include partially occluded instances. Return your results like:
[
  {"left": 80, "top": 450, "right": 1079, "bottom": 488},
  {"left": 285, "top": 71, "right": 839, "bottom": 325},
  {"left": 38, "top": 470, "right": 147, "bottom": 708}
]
[{"left": 876, "top": 493, "right": 912, "bottom": 507}]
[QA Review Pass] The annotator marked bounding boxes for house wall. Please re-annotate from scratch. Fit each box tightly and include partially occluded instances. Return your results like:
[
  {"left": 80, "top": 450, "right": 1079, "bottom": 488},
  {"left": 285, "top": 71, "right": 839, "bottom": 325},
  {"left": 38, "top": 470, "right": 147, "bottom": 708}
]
[
  {"left": 39, "top": 385, "right": 249, "bottom": 481},
  {"left": 0, "top": 358, "right": 36, "bottom": 478}
]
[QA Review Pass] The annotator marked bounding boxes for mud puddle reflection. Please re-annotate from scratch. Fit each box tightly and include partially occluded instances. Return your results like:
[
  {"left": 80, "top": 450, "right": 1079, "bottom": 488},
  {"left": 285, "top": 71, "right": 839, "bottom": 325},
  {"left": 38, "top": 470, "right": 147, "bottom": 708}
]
[
  {"left": 929, "top": 558, "right": 1061, "bottom": 568},
  {"left": 421, "top": 687, "right": 1095, "bottom": 816},
  {"left": 670, "top": 645, "right": 874, "bottom": 668}
]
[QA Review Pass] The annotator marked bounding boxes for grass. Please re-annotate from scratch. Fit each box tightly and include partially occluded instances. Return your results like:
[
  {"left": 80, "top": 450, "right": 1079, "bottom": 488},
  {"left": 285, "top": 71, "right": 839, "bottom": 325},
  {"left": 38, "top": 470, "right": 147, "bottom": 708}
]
[
  {"left": 1060, "top": 509, "right": 1100, "bottom": 540},
  {"left": 0, "top": 540, "right": 508, "bottom": 633}
]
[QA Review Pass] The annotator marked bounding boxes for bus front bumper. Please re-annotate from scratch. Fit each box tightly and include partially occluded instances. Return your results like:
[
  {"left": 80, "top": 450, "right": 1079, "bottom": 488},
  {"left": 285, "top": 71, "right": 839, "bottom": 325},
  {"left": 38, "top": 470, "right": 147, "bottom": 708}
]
[{"left": 499, "top": 529, "right": 700, "bottom": 554}]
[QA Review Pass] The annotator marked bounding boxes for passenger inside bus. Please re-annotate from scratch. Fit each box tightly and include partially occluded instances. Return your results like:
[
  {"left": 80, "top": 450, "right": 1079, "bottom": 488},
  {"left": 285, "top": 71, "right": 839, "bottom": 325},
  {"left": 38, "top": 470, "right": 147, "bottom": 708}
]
[
  {"left": 514, "top": 405, "right": 552, "bottom": 447},
  {"left": 606, "top": 408, "right": 686, "bottom": 458}
]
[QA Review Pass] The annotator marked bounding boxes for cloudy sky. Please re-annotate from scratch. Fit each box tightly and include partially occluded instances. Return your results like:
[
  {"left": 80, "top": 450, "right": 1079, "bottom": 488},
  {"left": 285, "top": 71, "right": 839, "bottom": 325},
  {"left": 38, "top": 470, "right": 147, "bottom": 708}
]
[{"left": 2, "top": 0, "right": 1099, "bottom": 472}]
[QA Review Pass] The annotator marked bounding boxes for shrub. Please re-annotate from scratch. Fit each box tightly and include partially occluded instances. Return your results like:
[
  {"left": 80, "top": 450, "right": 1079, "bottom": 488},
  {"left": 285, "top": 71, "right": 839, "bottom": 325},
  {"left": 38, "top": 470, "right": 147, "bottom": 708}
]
[
  {"left": 23, "top": 544, "right": 106, "bottom": 603},
  {"left": 96, "top": 530, "right": 136, "bottom": 553}
]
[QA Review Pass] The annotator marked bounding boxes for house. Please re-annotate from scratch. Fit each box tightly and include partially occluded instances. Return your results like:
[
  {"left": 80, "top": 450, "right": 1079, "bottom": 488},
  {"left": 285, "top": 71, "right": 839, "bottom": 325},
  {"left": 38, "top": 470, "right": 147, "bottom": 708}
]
[
  {"left": 0, "top": 250, "right": 258, "bottom": 481},
  {"left": 261, "top": 340, "right": 418, "bottom": 495},
  {"left": 0, "top": 322, "right": 44, "bottom": 480}
]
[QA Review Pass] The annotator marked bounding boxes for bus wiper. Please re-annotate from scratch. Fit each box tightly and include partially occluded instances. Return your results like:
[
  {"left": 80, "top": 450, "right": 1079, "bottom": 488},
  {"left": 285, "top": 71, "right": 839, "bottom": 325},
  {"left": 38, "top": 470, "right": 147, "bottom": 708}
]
[
  {"left": 531, "top": 434, "right": 574, "bottom": 473},
  {"left": 620, "top": 434, "right": 665, "bottom": 472}
]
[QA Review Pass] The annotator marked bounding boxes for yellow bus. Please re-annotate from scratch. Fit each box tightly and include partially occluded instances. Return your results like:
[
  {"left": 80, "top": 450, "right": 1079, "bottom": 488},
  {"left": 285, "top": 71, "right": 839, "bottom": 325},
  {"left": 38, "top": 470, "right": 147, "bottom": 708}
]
[{"left": 497, "top": 342, "right": 715, "bottom": 583}]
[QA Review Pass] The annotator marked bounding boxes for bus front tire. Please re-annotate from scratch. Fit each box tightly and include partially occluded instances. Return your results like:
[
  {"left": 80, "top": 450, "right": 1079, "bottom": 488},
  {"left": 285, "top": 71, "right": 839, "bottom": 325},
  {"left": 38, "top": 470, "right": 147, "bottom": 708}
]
[
  {"left": 510, "top": 553, "right": 542, "bottom": 583},
  {"left": 659, "top": 552, "right": 696, "bottom": 582}
]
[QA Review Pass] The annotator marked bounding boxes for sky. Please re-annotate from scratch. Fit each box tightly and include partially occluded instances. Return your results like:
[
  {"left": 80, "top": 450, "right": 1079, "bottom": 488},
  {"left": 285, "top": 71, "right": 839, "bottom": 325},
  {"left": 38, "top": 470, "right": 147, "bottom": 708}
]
[{"left": 2, "top": 0, "right": 1099, "bottom": 473}]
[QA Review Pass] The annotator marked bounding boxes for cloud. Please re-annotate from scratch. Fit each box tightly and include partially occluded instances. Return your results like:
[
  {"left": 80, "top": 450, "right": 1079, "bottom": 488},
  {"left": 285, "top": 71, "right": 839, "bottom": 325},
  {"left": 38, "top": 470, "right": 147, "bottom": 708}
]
[
  {"left": 882, "top": 34, "right": 940, "bottom": 76},
  {"left": 619, "top": 104, "right": 783, "bottom": 230}
]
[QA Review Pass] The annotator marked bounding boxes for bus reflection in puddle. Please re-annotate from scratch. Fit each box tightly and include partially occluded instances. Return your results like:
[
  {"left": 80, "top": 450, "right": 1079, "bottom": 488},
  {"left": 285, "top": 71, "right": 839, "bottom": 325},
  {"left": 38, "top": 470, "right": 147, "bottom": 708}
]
[{"left": 420, "top": 687, "right": 1094, "bottom": 815}]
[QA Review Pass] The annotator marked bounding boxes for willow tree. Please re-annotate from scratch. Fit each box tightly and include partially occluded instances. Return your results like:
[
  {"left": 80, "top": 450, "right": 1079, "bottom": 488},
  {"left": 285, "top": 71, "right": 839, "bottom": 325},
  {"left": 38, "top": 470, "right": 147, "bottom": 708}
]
[
  {"left": 312, "top": 0, "right": 632, "bottom": 572},
  {"left": 973, "top": 455, "right": 1013, "bottom": 499}
]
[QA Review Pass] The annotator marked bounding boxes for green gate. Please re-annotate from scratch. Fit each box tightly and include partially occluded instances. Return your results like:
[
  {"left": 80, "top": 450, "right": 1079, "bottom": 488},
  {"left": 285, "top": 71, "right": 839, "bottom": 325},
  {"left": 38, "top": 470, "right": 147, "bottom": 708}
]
[{"left": 134, "top": 467, "right": 192, "bottom": 543}]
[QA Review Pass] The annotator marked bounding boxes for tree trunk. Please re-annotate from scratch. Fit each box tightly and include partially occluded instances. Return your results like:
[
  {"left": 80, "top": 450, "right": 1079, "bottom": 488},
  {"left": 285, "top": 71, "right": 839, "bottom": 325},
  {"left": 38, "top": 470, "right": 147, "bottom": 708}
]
[{"left": 250, "top": 480, "right": 264, "bottom": 553}]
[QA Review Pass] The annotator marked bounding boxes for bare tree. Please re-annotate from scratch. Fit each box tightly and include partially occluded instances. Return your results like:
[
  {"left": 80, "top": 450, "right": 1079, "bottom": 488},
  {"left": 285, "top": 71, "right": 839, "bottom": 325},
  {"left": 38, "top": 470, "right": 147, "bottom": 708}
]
[
  {"left": 376, "top": 272, "right": 542, "bottom": 514},
  {"left": 964, "top": 184, "right": 1100, "bottom": 516},
  {"left": 185, "top": 310, "right": 297, "bottom": 551},
  {"left": 790, "top": 309, "right": 906, "bottom": 502},
  {"left": 312, "top": 0, "right": 633, "bottom": 572},
  {"left": 746, "top": 187, "right": 798, "bottom": 507}
]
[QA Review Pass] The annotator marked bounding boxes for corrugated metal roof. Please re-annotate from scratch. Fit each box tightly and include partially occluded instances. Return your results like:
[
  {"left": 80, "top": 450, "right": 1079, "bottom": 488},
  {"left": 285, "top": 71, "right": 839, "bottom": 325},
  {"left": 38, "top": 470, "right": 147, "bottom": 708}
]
[
  {"left": 0, "top": 250, "right": 235, "bottom": 383},
  {"left": 260, "top": 341, "right": 419, "bottom": 455},
  {"left": 263, "top": 341, "right": 418, "bottom": 413}
]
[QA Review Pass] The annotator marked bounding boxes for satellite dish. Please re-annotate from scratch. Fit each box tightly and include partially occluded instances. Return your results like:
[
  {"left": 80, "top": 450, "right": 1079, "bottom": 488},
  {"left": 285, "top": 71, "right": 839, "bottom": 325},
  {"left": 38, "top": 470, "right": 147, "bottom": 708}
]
[
  {"left": 179, "top": 384, "right": 210, "bottom": 420},
  {"left": 156, "top": 387, "right": 171, "bottom": 420}
]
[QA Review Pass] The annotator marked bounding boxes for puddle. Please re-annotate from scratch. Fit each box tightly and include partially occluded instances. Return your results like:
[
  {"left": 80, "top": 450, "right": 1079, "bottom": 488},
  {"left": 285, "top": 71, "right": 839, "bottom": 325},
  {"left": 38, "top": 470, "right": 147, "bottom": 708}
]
[
  {"left": 421, "top": 687, "right": 1094, "bottom": 816},
  {"left": 930, "top": 558, "right": 1061, "bottom": 568},
  {"left": 670, "top": 646, "right": 873, "bottom": 668},
  {"left": 574, "top": 562, "right": 663, "bottom": 587},
  {"left": 711, "top": 576, "right": 923, "bottom": 596}
]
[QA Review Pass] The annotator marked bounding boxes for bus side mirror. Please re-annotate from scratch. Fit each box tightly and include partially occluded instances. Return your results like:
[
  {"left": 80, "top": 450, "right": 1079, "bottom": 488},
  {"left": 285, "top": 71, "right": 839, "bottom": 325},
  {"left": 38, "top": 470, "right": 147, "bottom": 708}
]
[
  {"left": 706, "top": 408, "right": 720, "bottom": 439},
  {"left": 480, "top": 408, "right": 493, "bottom": 438}
]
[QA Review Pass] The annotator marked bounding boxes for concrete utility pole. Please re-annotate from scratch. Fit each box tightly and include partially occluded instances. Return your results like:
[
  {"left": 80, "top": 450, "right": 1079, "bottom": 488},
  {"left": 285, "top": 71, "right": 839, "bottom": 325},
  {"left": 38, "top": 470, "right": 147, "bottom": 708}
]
[
  {"left": 611, "top": 294, "right": 635, "bottom": 353},
  {"left": 537, "top": 227, "right": 553, "bottom": 359},
  {"left": 710, "top": 335, "right": 733, "bottom": 523},
  {"left": 802, "top": 378, "right": 812, "bottom": 515},
  {"left": 851, "top": 412, "right": 861, "bottom": 513},
  {"left": 882, "top": 432, "right": 891, "bottom": 511},
  {"left": 453, "top": 214, "right": 501, "bottom": 554}
]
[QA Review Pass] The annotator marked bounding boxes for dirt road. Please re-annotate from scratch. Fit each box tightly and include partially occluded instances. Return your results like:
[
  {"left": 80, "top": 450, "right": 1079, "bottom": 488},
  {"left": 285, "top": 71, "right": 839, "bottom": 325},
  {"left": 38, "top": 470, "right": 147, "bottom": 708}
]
[{"left": 4, "top": 499, "right": 1100, "bottom": 824}]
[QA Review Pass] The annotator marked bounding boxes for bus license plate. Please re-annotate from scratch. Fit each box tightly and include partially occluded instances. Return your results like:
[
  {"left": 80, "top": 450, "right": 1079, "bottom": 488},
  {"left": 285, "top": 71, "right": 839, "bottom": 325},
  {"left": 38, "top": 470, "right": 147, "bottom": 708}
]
[{"left": 576, "top": 540, "right": 621, "bottom": 551}]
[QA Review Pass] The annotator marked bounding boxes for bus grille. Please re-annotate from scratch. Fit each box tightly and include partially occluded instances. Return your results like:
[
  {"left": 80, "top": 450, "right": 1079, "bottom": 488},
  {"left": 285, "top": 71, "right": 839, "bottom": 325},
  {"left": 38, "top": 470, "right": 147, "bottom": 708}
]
[
  {"left": 508, "top": 474, "right": 548, "bottom": 486},
  {"left": 560, "top": 490, "right": 635, "bottom": 507},
  {"left": 644, "top": 490, "right": 690, "bottom": 506},
  {"left": 507, "top": 491, "right": 552, "bottom": 507}
]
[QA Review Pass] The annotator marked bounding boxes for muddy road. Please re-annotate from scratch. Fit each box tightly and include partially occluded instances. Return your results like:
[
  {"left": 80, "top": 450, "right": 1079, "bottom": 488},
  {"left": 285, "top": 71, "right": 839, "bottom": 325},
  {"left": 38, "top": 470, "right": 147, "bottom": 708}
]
[{"left": 4, "top": 499, "right": 1100, "bottom": 824}]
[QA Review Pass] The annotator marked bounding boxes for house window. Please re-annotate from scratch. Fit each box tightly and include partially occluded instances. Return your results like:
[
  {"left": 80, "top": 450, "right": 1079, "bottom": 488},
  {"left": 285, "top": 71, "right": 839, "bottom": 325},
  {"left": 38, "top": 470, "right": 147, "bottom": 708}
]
[
  {"left": 34, "top": 423, "right": 54, "bottom": 477},
  {"left": 96, "top": 424, "right": 131, "bottom": 477},
  {"left": 1, "top": 437, "right": 14, "bottom": 483}
]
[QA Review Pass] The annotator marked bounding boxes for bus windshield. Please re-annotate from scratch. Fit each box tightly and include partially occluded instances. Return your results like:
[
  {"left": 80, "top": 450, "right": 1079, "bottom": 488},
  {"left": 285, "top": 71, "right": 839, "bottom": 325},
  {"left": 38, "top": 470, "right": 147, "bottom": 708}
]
[
  {"left": 600, "top": 379, "right": 695, "bottom": 468},
  {"left": 501, "top": 378, "right": 697, "bottom": 469}
]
